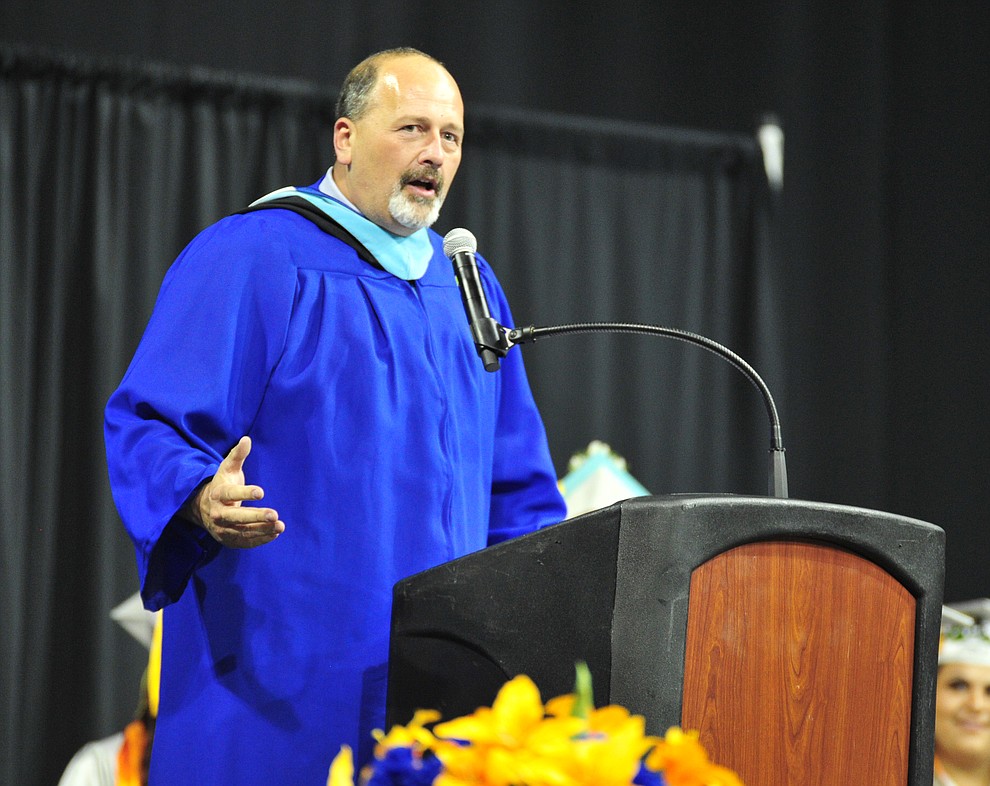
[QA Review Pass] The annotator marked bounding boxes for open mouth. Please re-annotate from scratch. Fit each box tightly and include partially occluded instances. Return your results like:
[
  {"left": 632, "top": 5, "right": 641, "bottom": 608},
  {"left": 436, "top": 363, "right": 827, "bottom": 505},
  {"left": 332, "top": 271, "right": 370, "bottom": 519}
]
[{"left": 403, "top": 171, "right": 441, "bottom": 199}]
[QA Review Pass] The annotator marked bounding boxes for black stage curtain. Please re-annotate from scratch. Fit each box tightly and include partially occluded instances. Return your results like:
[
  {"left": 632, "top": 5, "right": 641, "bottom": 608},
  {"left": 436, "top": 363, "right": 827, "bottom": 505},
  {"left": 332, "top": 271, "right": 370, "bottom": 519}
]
[{"left": 0, "top": 46, "right": 780, "bottom": 786}]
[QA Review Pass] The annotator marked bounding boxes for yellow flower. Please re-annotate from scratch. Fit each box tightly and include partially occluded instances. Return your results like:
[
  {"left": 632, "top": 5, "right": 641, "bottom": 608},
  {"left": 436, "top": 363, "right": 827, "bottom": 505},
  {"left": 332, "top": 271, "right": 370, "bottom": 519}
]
[
  {"left": 326, "top": 672, "right": 745, "bottom": 786},
  {"left": 431, "top": 676, "right": 585, "bottom": 786},
  {"left": 431, "top": 676, "right": 665, "bottom": 786},
  {"left": 373, "top": 709, "right": 442, "bottom": 753},
  {"left": 326, "top": 744, "right": 355, "bottom": 786},
  {"left": 434, "top": 674, "right": 545, "bottom": 748},
  {"left": 584, "top": 709, "right": 659, "bottom": 785},
  {"left": 544, "top": 693, "right": 575, "bottom": 719}
]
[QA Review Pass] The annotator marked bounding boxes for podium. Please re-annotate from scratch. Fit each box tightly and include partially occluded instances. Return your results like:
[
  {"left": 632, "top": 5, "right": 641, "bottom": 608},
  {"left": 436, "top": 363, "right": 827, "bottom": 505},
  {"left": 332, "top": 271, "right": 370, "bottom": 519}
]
[{"left": 386, "top": 495, "right": 945, "bottom": 786}]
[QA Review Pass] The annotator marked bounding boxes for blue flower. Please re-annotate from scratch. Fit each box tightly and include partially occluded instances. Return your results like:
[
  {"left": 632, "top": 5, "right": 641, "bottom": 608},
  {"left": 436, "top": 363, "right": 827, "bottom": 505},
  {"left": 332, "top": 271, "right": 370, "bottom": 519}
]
[
  {"left": 634, "top": 763, "right": 669, "bottom": 786},
  {"left": 366, "top": 747, "right": 443, "bottom": 786}
]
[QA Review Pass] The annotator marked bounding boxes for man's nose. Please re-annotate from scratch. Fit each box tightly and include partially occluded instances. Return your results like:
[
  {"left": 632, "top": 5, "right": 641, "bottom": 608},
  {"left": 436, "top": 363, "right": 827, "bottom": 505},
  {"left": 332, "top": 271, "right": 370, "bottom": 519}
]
[{"left": 418, "top": 131, "right": 445, "bottom": 167}]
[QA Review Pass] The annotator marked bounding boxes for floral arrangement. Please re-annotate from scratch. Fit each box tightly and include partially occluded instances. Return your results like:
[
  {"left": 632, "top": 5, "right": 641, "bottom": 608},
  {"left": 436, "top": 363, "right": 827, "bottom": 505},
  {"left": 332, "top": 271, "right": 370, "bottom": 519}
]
[{"left": 327, "top": 665, "right": 743, "bottom": 786}]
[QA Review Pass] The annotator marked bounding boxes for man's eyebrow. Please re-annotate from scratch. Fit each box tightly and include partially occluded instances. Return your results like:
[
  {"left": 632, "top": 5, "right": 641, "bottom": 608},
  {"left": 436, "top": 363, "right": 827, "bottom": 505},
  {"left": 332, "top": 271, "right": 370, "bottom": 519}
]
[
  {"left": 396, "top": 115, "right": 464, "bottom": 134},
  {"left": 439, "top": 121, "right": 465, "bottom": 137}
]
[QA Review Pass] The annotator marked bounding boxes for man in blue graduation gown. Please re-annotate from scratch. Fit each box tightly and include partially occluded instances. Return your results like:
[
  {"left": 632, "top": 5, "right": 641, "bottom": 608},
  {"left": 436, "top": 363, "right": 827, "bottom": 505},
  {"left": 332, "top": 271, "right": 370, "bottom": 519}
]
[{"left": 104, "top": 48, "right": 566, "bottom": 785}]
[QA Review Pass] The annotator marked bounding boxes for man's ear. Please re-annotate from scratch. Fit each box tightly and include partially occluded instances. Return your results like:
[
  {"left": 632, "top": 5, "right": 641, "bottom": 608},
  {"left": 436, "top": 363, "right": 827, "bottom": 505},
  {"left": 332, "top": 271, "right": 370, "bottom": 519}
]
[{"left": 333, "top": 118, "right": 354, "bottom": 166}]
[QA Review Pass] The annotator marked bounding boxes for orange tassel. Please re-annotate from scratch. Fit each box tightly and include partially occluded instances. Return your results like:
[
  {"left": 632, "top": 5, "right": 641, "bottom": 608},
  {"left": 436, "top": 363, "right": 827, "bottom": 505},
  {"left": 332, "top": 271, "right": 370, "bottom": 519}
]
[{"left": 115, "top": 720, "right": 149, "bottom": 786}]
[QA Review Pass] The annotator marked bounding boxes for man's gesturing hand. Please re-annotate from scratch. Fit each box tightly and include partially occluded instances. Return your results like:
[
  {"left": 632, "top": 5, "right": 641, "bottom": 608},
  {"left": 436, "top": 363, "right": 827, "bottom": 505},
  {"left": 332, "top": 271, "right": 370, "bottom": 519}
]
[{"left": 184, "top": 436, "right": 285, "bottom": 548}]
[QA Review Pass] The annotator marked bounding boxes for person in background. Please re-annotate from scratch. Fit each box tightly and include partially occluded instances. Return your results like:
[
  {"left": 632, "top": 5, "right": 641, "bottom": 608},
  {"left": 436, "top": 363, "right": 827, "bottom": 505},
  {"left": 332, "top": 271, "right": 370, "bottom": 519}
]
[
  {"left": 58, "top": 596, "right": 160, "bottom": 786},
  {"left": 104, "top": 47, "right": 565, "bottom": 785},
  {"left": 935, "top": 600, "right": 990, "bottom": 786}
]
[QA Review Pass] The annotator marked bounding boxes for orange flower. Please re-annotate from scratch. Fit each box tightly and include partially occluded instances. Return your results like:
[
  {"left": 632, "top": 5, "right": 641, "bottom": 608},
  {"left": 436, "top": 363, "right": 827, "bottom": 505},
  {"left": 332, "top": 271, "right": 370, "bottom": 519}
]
[{"left": 645, "top": 727, "right": 744, "bottom": 786}]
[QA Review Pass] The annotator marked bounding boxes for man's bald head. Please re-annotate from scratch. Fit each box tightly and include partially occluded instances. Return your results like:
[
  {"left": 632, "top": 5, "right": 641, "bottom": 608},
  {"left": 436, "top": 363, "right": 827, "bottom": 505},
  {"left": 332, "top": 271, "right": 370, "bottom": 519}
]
[{"left": 335, "top": 48, "right": 448, "bottom": 123}]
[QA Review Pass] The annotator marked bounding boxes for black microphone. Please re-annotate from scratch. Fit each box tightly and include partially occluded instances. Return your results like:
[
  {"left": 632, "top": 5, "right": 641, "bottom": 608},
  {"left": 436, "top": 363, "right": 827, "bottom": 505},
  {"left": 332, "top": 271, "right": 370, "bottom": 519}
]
[{"left": 443, "top": 228, "right": 509, "bottom": 372}]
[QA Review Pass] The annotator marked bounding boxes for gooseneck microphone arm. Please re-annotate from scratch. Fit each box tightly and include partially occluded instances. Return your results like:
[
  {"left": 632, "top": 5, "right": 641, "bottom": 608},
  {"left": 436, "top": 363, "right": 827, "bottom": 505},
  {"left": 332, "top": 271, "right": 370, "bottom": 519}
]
[
  {"left": 505, "top": 322, "right": 787, "bottom": 499},
  {"left": 441, "top": 228, "right": 787, "bottom": 499}
]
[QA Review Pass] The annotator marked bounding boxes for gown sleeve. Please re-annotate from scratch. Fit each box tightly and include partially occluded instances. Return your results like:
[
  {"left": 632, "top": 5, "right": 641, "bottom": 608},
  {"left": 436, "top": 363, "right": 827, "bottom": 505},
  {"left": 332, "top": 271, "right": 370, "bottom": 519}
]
[
  {"left": 479, "top": 263, "right": 567, "bottom": 544},
  {"left": 104, "top": 216, "right": 298, "bottom": 610}
]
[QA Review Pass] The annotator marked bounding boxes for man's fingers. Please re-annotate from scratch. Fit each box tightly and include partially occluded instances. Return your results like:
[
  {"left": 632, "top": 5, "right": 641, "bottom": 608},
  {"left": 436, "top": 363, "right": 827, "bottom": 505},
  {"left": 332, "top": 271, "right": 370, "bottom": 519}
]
[
  {"left": 212, "top": 484, "right": 265, "bottom": 504},
  {"left": 211, "top": 505, "right": 279, "bottom": 525},
  {"left": 219, "top": 435, "right": 252, "bottom": 475},
  {"left": 224, "top": 533, "right": 282, "bottom": 549},
  {"left": 215, "top": 519, "right": 284, "bottom": 536},
  {"left": 202, "top": 494, "right": 280, "bottom": 532},
  {"left": 211, "top": 519, "right": 285, "bottom": 549}
]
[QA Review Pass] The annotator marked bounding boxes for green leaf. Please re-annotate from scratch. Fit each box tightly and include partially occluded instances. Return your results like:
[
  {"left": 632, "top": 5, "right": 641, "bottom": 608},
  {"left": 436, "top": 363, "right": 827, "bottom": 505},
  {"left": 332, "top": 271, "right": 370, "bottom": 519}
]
[{"left": 572, "top": 661, "right": 593, "bottom": 720}]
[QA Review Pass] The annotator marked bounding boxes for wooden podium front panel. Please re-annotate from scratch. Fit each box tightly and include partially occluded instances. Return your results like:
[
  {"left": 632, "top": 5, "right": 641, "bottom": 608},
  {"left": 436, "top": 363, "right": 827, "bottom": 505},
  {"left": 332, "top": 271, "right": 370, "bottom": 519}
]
[{"left": 681, "top": 540, "right": 916, "bottom": 786}]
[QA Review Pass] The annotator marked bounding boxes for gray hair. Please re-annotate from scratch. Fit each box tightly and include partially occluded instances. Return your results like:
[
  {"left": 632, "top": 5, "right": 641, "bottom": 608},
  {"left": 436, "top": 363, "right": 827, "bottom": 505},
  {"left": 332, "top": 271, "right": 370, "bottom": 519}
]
[{"left": 335, "top": 48, "right": 445, "bottom": 122}]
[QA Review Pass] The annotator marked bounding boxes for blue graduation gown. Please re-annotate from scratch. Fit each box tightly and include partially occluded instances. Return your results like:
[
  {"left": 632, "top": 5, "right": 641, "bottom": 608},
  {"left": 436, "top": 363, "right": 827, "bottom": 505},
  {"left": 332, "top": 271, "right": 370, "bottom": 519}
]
[{"left": 104, "top": 205, "right": 565, "bottom": 785}]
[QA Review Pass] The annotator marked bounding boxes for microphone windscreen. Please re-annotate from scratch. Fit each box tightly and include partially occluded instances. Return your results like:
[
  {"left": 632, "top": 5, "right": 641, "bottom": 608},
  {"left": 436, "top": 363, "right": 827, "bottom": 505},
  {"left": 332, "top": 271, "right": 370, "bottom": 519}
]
[{"left": 443, "top": 227, "right": 478, "bottom": 259}]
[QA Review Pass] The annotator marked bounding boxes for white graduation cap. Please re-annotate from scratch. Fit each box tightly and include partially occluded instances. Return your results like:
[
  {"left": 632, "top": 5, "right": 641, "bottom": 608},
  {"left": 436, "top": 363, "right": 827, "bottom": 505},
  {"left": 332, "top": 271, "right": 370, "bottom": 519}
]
[
  {"left": 109, "top": 592, "right": 157, "bottom": 651},
  {"left": 559, "top": 440, "right": 650, "bottom": 520},
  {"left": 939, "top": 598, "right": 990, "bottom": 667}
]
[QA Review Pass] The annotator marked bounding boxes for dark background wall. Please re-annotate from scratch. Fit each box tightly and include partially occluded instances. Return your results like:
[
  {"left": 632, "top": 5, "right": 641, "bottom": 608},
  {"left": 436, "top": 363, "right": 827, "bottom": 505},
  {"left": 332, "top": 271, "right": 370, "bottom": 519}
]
[
  {"left": 7, "top": 0, "right": 982, "bottom": 588},
  {"left": 2, "top": 0, "right": 987, "bottom": 782}
]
